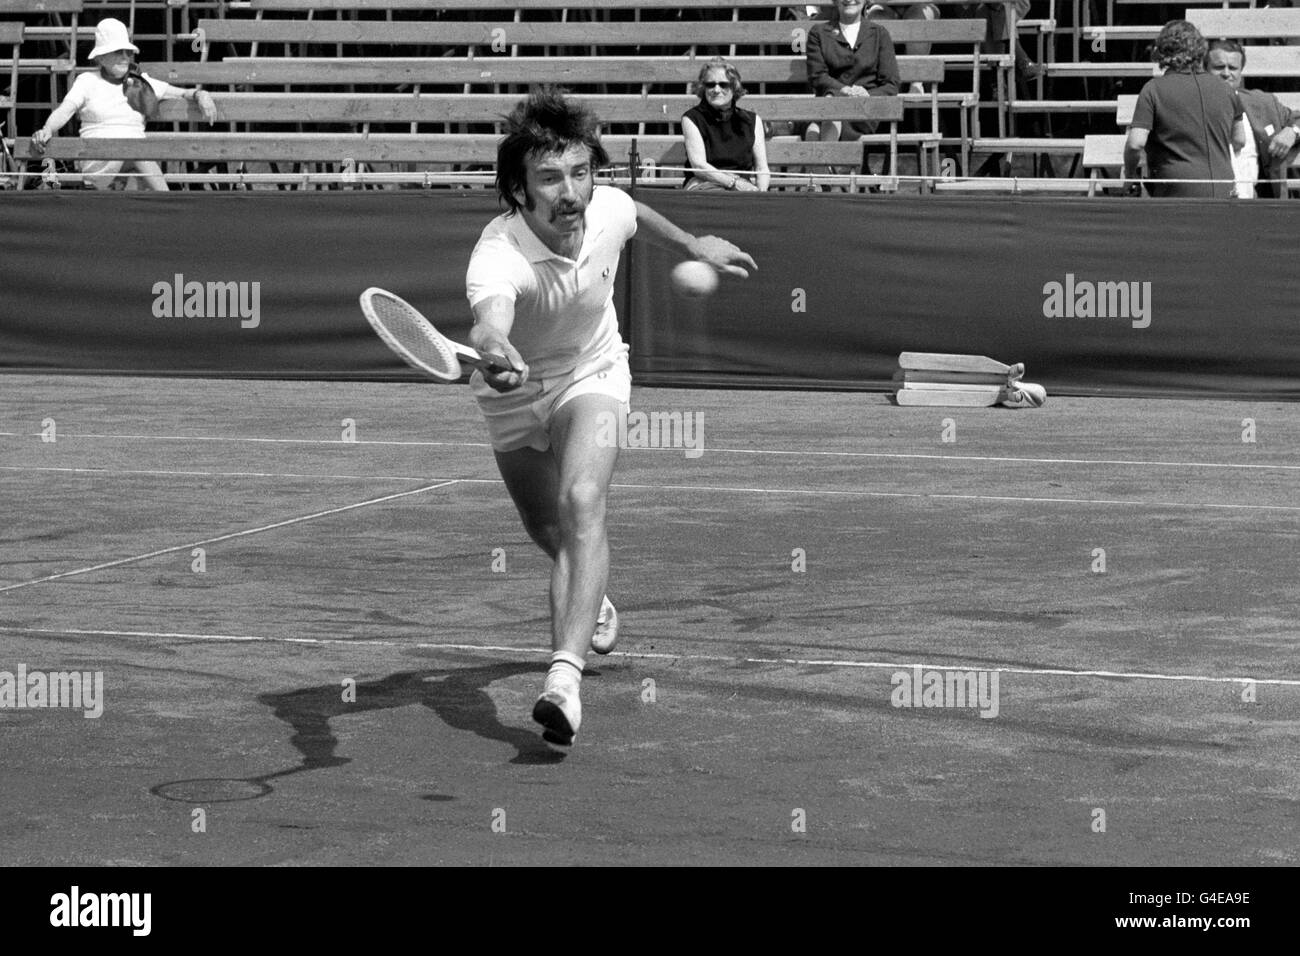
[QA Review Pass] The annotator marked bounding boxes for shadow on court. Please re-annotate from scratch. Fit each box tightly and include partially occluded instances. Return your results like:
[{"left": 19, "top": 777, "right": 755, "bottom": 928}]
[{"left": 151, "top": 661, "right": 563, "bottom": 803}]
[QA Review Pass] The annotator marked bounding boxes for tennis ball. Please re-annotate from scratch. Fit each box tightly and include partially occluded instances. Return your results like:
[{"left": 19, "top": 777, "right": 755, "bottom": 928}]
[{"left": 670, "top": 260, "right": 719, "bottom": 298}]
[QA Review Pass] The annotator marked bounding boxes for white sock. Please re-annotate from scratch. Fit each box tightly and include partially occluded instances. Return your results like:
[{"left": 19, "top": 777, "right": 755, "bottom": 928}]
[{"left": 546, "top": 651, "right": 584, "bottom": 693}]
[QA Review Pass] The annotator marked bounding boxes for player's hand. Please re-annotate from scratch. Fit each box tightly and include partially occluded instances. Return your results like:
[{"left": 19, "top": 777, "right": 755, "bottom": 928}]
[
  {"left": 481, "top": 340, "right": 528, "bottom": 393},
  {"left": 689, "top": 236, "right": 758, "bottom": 279},
  {"left": 30, "top": 128, "right": 51, "bottom": 154},
  {"left": 1267, "top": 126, "right": 1297, "bottom": 159},
  {"left": 733, "top": 177, "right": 760, "bottom": 192}
]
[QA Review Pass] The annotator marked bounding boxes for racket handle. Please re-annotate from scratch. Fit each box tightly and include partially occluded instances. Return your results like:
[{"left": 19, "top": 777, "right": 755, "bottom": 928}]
[{"left": 466, "top": 350, "right": 517, "bottom": 374}]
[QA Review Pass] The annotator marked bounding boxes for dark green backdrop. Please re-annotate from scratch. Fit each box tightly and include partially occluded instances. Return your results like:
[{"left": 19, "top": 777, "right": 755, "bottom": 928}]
[{"left": 1, "top": 191, "right": 1296, "bottom": 398}]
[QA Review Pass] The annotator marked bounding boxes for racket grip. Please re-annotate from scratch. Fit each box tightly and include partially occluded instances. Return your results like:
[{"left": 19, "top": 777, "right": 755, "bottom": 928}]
[{"left": 476, "top": 351, "right": 516, "bottom": 373}]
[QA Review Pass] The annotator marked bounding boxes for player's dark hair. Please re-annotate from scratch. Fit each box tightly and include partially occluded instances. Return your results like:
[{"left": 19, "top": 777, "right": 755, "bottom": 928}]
[
  {"left": 1150, "top": 20, "right": 1208, "bottom": 74},
  {"left": 496, "top": 87, "right": 608, "bottom": 214},
  {"left": 1205, "top": 38, "right": 1246, "bottom": 69}
]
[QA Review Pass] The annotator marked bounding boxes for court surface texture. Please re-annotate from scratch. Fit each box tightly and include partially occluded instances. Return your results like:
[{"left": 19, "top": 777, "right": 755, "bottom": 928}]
[{"left": 1, "top": 375, "right": 1297, "bottom": 865}]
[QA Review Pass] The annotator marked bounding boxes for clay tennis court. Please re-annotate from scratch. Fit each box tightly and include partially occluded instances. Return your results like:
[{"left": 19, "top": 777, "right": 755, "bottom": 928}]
[{"left": 1, "top": 374, "right": 1297, "bottom": 865}]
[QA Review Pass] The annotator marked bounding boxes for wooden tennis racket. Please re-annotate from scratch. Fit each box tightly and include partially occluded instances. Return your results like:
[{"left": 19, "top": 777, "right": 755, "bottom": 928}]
[{"left": 359, "top": 287, "right": 516, "bottom": 382}]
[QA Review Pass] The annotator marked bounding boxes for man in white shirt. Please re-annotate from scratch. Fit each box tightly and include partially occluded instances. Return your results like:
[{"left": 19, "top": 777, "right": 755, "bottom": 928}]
[
  {"left": 466, "top": 89, "right": 755, "bottom": 746},
  {"left": 31, "top": 18, "right": 215, "bottom": 189}
]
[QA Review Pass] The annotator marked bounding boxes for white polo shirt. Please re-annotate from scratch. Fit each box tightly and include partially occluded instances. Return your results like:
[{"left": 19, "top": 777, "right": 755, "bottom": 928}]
[{"left": 466, "top": 185, "right": 637, "bottom": 381}]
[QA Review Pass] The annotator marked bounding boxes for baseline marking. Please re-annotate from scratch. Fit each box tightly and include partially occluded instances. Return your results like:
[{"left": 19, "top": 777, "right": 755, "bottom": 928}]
[
  {"left": 0, "top": 480, "right": 460, "bottom": 594},
  {"left": 2, "top": 625, "right": 1296, "bottom": 687}
]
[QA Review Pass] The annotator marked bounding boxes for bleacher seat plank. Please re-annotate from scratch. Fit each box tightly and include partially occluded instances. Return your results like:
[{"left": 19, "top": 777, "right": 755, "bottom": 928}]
[
  {"left": 1051, "top": 47, "right": 1300, "bottom": 81},
  {"left": 147, "top": 54, "right": 948, "bottom": 87},
  {"left": 152, "top": 91, "right": 905, "bottom": 124},
  {"left": 1116, "top": 90, "right": 1300, "bottom": 127},
  {"left": 0, "top": 0, "right": 83, "bottom": 11},
  {"left": 973, "top": 136, "right": 1085, "bottom": 154},
  {"left": 197, "top": 17, "right": 988, "bottom": 47},
  {"left": 14, "top": 132, "right": 870, "bottom": 166},
  {"left": 1186, "top": 9, "right": 1300, "bottom": 39},
  {"left": 244, "top": 0, "right": 979, "bottom": 9},
  {"left": 1009, "top": 99, "right": 1118, "bottom": 114}
]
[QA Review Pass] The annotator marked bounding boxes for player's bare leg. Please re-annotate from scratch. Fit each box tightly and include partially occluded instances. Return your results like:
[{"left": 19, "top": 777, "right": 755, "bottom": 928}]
[
  {"left": 494, "top": 446, "right": 562, "bottom": 561},
  {"left": 493, "top": 393, "right": 622, "bottom": 743},
  {"left": 545, "top": 393, "right": 621, "bottom": 661}
]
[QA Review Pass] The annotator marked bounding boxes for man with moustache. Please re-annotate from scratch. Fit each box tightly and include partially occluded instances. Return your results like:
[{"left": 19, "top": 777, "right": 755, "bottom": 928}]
[{"left": 465, "top": 88, "right": 756, "bottom": 747}]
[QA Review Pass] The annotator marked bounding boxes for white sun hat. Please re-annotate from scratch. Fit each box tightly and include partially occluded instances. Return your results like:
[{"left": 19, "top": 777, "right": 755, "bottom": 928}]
[{"left": 88, "top": 18, "right": 139, "bottom": 60}]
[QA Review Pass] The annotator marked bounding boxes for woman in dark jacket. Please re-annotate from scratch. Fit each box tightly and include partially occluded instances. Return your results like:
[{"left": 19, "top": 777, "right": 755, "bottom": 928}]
[{"left": 805, "top": 0, "right": 900, "bottom": 145}]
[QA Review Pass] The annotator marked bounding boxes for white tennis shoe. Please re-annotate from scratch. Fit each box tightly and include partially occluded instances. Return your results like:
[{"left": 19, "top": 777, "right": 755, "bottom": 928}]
[
  {"left": 591, "top": 595, "right": 619, "bottom": 655},
  {"left": 533, "top": 684, "right": 581, "bottom": 746}
]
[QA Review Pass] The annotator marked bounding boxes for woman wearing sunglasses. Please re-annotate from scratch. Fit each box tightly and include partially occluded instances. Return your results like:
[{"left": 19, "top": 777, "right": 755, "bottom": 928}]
[{"left": 681, "top": 57, "right": 770, "bottom": 191}]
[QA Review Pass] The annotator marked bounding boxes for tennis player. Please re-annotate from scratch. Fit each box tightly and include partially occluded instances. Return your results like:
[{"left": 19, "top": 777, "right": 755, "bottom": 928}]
[{"left": 466, "top": 88, "right": 756, "bottom": 747}]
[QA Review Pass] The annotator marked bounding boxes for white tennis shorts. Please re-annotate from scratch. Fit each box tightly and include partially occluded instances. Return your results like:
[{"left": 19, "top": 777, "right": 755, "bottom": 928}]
[{"left": 470, "top": 345, "right": 632, "bottom": 453}]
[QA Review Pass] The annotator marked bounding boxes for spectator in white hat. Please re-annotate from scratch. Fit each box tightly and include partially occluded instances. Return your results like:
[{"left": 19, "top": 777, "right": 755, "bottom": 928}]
[{"left": 30, "top": 18, "right": 217, "bottom": 190}]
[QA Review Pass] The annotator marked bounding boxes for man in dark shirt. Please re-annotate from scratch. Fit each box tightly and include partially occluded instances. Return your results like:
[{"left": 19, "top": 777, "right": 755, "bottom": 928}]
[{"left": 1123, "top": 20, "right": 1246, "bottom": 198}]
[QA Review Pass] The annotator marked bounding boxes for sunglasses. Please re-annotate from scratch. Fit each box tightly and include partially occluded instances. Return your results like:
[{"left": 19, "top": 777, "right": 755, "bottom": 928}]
[{"left": 703, "top": 81, "right": 731, "bottom": 89}]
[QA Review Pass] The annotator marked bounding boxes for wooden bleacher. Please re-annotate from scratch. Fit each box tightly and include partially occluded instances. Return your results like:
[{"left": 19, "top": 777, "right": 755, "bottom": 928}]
[
  {"left": 1116, "top": 91, "right": 1300, "bottom": 128},
  {"left": 13, "top": 132, "right": 880, "bottom": 166},
  {"left": 146, "top": 55, "right": 954, "bottom": 175},
  {"left": 194, "top": 16, "right": 989, "bottom": 52},
  {"left": 1048, "top": 46, "right": 1300, "bottom": 82},
  {"left": 1185, "top": 7, "right": 1300, "bottom": 42},
  {"left": 36, "top": 0, "right": 1293, "bottom": 192},
  {"left": 13, "top": 131, "right": 914, "bottom": 191},
  {"left": 150, "top": 91, "right": 905, "bottom": 127}
]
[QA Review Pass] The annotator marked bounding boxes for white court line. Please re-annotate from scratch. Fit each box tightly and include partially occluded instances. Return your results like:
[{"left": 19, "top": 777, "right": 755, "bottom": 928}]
[
  {"left": 2, "top": 465, "right": 1298, "bottom": 513},
  {"left": 613, "top": 482, "right": 1300, "bottom": 513},
  {"left": 0, "top": 464, "right": 464, "bottom": 483},
  {"left": 5, "top": 432, "right": 490, "bottom": 448},
  {"left": 1, "top": 625, "right": 1296, "bottom": 687},
  {"left": 0, "top": 480, "right": 459, "bottom": 594},
  {"left": 4, "top": 431, "right": 1298, "bottom": 472}
]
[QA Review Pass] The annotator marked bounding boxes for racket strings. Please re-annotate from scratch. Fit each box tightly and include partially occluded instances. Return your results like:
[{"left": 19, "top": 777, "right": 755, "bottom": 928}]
[{"left": 369, "top": 295, "right": 462, "bottom": 380}]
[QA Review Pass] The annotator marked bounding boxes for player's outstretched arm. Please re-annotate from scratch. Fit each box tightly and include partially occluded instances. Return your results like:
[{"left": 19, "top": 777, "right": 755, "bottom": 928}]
[
  {"left": 633, "top": 200, "right": 758, "bottom": 278},
  {"left": 470, "top": 295, "right": 528, "bottom": 392}
]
